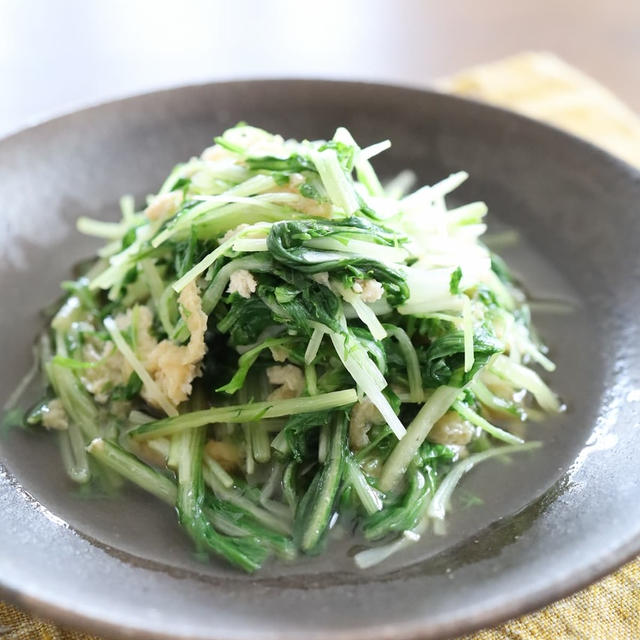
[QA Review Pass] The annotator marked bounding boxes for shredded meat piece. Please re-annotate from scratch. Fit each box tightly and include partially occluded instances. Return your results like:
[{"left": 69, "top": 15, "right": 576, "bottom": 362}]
[
  {"left": 227, "top": 269, "right": 257, "bottom": 299},
  {"left": 429, "top": 411, "right": 474, "bottom": 445},
  {"left": 42, "top": 398, "right": 69, "bottom": 430},
  {"left": 201, "top": 144, "right": 237, "bottom": 163},
  {"left": 271, "top": 173, "right": 332, "bottom": 217},
  {"left": 143, "top": 282, "right": 208, "bottom": 406},
  {"left": 113, "top": 282, "right": 208, "bottom": 408},
  {"left": 269, "top": 345, "right": 289, "bottom": 362},
  {"left": 266, "top": 364, "right": 305, "bottom": 400},
  {"left": 205, "top": 439, "right": 242, "bottom": 472},
  {"left": 79, "top": 340, "right": 127, "bottom": 403},
  {"left": 349, "top": 398, "right": 383, "bottom": 450},
  {"left": 144, "top": 191, "right": 182, "bottom": 222},
  {"left": 353, "top": 278, "right": 384, "bottom": 302}
]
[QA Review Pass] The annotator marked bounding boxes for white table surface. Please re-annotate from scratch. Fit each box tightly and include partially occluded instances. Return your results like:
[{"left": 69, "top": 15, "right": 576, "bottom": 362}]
[{"left": 1, "top": 0, "right": 639, "bottom": 138}]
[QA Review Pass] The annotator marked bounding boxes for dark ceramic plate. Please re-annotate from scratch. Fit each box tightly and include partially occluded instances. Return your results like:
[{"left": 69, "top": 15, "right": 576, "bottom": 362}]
[{"left": 1, "top": 80, "right": 639, "bottom": 640}]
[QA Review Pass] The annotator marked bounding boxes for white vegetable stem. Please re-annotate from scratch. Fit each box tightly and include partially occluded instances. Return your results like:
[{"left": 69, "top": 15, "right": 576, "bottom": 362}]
[
  {"left": 427, "top": 442, "right": 541, "bottom": 520},
  {"left": 204, "top": 467, "right": 292, "bottom": 535},
  {"left": 379, "top": 385, "right": 461, "bottom": 491},
  {"left": 132, "top": 389, "right": 359, "bottom": 440},
  {"left": 77, "top": 217, "right": 127, "bottom": 239},
  {"left": 329, "top": 331, "right": 406, "bottom": 439},
  {"left": 346, "top": 457, "right": 383, "bottom": 515},
  {"left": 172, "top": 223, "right": 269, "bottom": 293},
  {"left": 452, "top": 400, "right": 523, "bottom": 445},
  {"left": 354, "top": 529, "right": 421, "bottom": 569},
  {"left": 305, "top": 326, "right": 326, "bottom": 364},
  {"left": 152, "top": 174, "right": 278, "bottom": 247},
  {"left": 311, "top": 147, "right": 360, "bottom": 215},
  {"left": 333, "top": 126, "right": 387, "bottom": 198},
  {"left": 336, "top": 284, "right": 387, "bottom": 341},
  {"left": 304, "top": 237, "right": 407, "bottom": 263},
  {"left": 385, "top": 170, "right": 416, "bottom": 200},
  {"left": 402, "top": 171, "right": 469, "bottom": 208},
  {"left": 490, "top": 354, "right": 561, "bottom": 412},
  {"left": 386, "top": 327, "right": 423, "bottom": 402}
]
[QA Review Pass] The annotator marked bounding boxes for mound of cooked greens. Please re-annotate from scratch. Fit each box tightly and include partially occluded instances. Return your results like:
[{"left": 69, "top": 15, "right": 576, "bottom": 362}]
[{"left": 23, "top": 124, "right": 561, "bottom": 571}]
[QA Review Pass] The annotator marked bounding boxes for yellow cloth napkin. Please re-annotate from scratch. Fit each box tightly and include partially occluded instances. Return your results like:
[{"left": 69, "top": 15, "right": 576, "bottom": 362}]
[
  {"left": 438, "top": 51, "right": 640, "bottom": 169},
  {"left": 2, "top": 52, "right": 639, "bottom": 640}
]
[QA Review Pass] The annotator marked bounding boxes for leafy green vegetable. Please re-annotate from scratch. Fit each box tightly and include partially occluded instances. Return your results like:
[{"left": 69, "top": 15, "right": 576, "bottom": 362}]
[
  {"left": 218, "top": 296, "right": 274, "bottom": 346},
  {"left": 259, "top": 269, "right": 344, "bottom": 334},
  {"left": 420, "top": 329, "right": 503, "bottom": 388},
  {"left": 174, "top": 427, "right": 268, "bottom": 571},
  {"left": 295, "top": 412, "right": 347, "bottom": 553},
  {"left": 299, "top": 182, "right": 323, "bottom": 201},
  {"left": 364, "top": 468, "right": 430, "bottom": 540},
  {"left": 110, "top": 372, "right": 143, "bottom": 401},
  {"left": 491, "top": 253, "right": 514, "bottom": 284},
  {"left": 318, "top": 140, "right": 356, "bottom": 171},
  {"left": 217, "top": 337, "right": 303, "bottom": 395},
  {"left": 18, "top": 123, "right": 559, "bottom": 572},
  {"left": 449, "top": 266, "right": 463, "bottom": 295},
  {"left": 204, "top": 493, "right": 296, "bottom": 560},
  {"left": 283, "top": 411, "right": 329, "bottom": 462},
  {"left": 173, "top": 228, "right": 200, "bottom": 279},
  {"left": 267, "top": 220, "right": 409, "bottom": 304},
  {"left": 61, "top": 277, "right": 97, "bottom": 311},
  {"left": 246, "top": 154, "right": 317, "bottom": 173}
]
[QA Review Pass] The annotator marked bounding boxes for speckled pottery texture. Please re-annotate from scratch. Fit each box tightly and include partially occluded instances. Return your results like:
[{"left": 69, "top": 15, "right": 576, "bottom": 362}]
[{"left": 0, "top": 80, "right": 639, "bottom": 640}]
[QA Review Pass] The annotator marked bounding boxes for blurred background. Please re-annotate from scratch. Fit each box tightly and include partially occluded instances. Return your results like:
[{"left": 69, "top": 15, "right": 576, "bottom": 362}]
[{"left": 1, "top": 0, "right": 639, "bottom": 138}]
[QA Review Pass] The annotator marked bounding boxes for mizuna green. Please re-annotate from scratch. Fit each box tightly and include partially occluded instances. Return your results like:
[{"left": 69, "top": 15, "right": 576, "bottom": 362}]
[{"left": 22, "top": 124, "right": 561, "bottom": 572}]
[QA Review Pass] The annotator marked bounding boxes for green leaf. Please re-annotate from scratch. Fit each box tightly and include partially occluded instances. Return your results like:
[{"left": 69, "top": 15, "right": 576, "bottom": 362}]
[
  {"left": 491, "top": 253, "right": 514, "bottom": 284},
  {"left": 218, "top": 296, "right": 274, "bottom": 346},
  {"left": 299, "top": 182, "right": 323, "bottom": 201},
  {"left": 283, "top": 411, "right": 329, "bottom": 462},
  {"left": 420, "top": 329, "right": 503, "bottom": 388},
  {"left": 257, "top": 269, "right": 344, "bottom": 334},
  {"left": 417, "top": 441, "right": 456, "bottom": 466},
  {"left": 61, "top": 277, "right": 97, "bottom": 311},
  {"left": 111, "top": 372, "right": 143, "bottom": 401},
  {"left": 121, "top": 227, "right": 138, "bottom": 251},
  {"left": 246, "top": 154, "right": 317, "bottom": 173},
  {"left": 217, "top": 337, "right": 302, "bottom": 395},
  {"left": 267, "top": 219, "right": 409, "bottom": 305},
  {"left": 318, "top": 140, "right": 356, "bottom": 172},
  {"left": 274, "top": 285, "right": 300, "bottom": 304},
  {"left": 272, "top": 172, "right": 291, "bottom": 186},
  {"left": 449, "top": 266, "right": 463, "bottom": 295},
  {"left": 170, "top": 177, "right": 191, "bottom": 194},
  {"left": 363, "top": 468, "right": 430, "bottom": 540}
]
